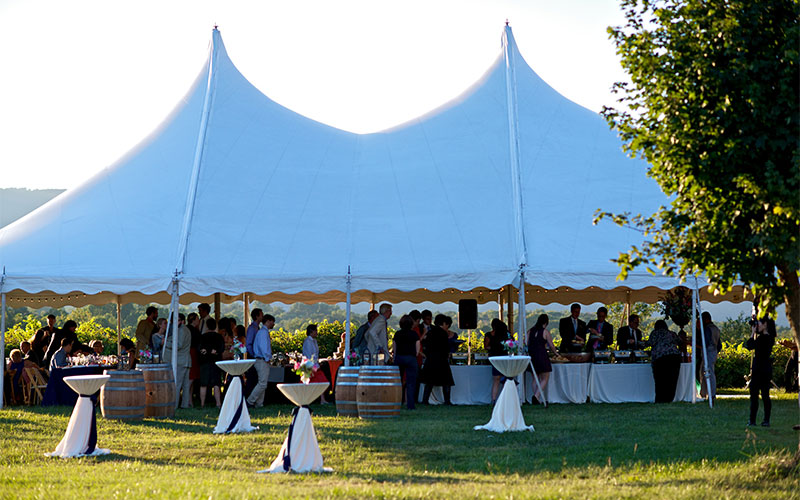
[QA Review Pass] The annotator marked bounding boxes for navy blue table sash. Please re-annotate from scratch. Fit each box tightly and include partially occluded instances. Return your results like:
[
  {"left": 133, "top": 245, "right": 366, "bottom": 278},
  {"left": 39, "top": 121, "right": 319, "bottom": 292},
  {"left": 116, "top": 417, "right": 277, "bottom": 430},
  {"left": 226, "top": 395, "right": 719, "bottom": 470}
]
[
  {"left": 283, "top": 405, "right": 312, "bottom": 472},
  {"left": 82, "top": 395, "right": 98, "bottom": 455},
  {"left": 225, "top": 375, "right": 245, "bottom": 433}
]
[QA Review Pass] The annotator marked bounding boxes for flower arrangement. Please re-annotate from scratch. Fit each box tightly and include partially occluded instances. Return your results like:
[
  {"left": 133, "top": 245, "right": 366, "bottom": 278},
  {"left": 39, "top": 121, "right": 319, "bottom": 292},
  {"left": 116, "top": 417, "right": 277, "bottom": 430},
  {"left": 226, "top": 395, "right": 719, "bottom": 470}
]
[
  {"left": 502, "top": 339, "right": 521, "bottom": 355},
  {"left": 347, "top": 350, "right": 361, "bottom": 367},
  {"left": 230, "top": 339, "right": 247, "bottom": 360},
  {"left": 661, "top": 286, "right": 693, "bottom": 328},
  {"left": 293, "top": 356, "right": 319, "bottom": 384},
  {"left": 139, "top": 349, "right": 154, "bottom": 364}
]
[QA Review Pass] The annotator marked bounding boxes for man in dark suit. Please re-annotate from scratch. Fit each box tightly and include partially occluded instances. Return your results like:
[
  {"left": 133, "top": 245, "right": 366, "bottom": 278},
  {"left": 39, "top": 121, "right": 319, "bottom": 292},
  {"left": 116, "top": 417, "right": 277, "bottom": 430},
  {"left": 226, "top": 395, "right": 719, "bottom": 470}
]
[
  {"left": 617, "top": 314, "right": 643, "bottom": 350},
  {"left": 558, "top": 303, "right": 587, "bottom": 353},
  {"left": 586, "top": 306, "right": 614, "bottom": 351}
]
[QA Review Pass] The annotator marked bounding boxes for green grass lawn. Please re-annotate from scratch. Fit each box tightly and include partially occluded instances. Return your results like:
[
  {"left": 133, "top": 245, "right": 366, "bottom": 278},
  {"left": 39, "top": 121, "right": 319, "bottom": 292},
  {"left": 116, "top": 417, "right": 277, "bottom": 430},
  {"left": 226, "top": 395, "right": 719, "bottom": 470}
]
[{"left": 1, "top": 393, "right": 798, "bottom": 499}]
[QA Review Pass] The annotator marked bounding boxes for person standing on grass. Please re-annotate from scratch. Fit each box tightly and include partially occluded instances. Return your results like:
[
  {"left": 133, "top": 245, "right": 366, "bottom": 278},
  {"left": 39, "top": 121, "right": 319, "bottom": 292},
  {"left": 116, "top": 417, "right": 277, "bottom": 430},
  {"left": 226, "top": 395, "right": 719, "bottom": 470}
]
[
  {"left": 645, "top": 320, "right": 682, "bottom": 403},
  {"left": 244, "top": 308, "right": 264, "bottom": 397},
  {"left": 746, "top": 317, "right": 776, "bottom": 427},
  {"left": 698, "top": 312, "right": 721, "bottom": 403},
  {"left": 246, "top": 314, "right": 274, "bottom": 408},
  {"left": 527, "top": 314, "right": 559, "bottom": 403},
  {"left": 163, "top": 313, "right": 193, "bottom": 408},
  {"left": 421, "top": 314, "right": 456, "bottom": 405},
  {"left": 393, "top": 315, "right": 421, "bottom": 410},
  {"left": 484, "top": 318, "right": 510, "bottom": 404},
  {"left": 197, "top": 303, "right": 212, "bottom": 334},
  {"left": 352, "top": 310, "right": 379, "bottom": 359},
  {"left": 198, "top": 318, "right": 224, "bottom": 408}
]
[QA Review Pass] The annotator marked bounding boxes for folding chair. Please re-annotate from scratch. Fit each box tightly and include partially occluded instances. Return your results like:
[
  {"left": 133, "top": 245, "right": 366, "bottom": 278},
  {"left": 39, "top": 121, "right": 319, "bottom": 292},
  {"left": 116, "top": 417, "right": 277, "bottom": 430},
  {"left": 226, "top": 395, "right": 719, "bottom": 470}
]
[{"left": 25, "top": 367, "right": 48, "bottom": 406}]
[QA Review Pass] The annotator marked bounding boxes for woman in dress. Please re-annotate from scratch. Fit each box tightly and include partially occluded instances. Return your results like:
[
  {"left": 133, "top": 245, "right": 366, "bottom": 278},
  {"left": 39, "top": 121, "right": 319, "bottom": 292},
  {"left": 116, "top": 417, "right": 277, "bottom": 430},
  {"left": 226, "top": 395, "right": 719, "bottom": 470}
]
[
  {"left": 746, "top": 317, "right": 776, "bottom": 426},
  {"left": 393, "top": 315, "right": 421, "bottom": 409},
  {"left": 302, "top": 324, "right": 329, "bottom": 403},
  {"left": 644, "top": 319, "right": 683, "bottom": 402},
  {"left": 151, "top": 318, "right": 167, "bottom": 355},
  {"left": 527, "top": 314, "right": 559, "bottom": 402},
  {"left": 484, "top": 318, "right": 510, "bottom": 403},
  {"left": 198, "top": 318, "right": 224, "bottom": 408},
  {"left": 421, "top": 314, "right": 456, "bottom": 405}
]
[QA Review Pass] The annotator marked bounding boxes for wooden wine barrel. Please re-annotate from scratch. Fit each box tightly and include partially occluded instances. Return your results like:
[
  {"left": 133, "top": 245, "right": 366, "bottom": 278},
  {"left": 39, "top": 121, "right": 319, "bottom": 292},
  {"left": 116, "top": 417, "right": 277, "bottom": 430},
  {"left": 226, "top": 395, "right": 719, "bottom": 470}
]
[
  {"left": 101, "top": 369, "right": 146, "bottom": 420},
  {"left": 335, "top": 366, "right": 360, "bottom": 417},
  {"left": 136, "top": 363, "right": 176, "bottom": 418},
  {"left": 356, "top": 365, "right": 402, "bottom": 419}
]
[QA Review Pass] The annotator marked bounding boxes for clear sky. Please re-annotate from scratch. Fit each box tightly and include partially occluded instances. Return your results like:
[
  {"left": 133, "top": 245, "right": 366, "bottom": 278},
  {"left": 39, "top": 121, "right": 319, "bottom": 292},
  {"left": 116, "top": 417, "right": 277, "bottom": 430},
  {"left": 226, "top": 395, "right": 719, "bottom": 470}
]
[{"left": 0, "top": 0, "right": 629, "bottom": 189}]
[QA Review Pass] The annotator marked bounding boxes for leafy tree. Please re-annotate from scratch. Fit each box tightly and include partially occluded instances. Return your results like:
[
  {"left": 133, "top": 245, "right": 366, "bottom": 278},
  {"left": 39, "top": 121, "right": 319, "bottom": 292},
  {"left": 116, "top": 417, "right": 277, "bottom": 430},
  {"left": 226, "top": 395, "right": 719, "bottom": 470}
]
[{"left": 598, "top": 1, "right": 800, "bottom": 354}]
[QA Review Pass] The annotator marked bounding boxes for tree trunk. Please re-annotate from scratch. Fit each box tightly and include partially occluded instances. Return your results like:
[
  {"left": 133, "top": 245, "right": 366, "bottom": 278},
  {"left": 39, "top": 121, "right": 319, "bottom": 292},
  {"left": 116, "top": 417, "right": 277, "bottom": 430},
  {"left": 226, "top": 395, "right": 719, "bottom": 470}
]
[{"left": 776, "top": 263, "right": 800, "bottom": 455}]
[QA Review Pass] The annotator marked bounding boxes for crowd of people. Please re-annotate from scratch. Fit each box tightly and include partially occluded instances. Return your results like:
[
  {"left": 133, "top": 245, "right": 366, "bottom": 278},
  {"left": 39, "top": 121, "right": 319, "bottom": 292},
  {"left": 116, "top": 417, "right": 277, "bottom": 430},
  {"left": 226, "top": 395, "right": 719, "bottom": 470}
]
[{"left": 2, "top": 301, "right": 789, "bottom": 430}]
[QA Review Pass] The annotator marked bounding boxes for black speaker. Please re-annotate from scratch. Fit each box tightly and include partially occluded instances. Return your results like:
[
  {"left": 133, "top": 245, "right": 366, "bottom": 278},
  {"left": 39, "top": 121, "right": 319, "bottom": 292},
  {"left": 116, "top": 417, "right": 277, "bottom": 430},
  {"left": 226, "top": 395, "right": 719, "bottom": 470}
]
[{"left": 458, "top": 299, "right": 478, "bottom": 329}]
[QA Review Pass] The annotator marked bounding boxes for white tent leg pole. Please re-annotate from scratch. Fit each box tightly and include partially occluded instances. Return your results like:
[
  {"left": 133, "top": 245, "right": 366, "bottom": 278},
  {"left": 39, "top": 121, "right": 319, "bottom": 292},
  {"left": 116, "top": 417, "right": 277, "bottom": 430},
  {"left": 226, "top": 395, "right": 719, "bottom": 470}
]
[
  {"left": 169, "top": 278, "right": 180, "bottom": 384},
  {"left": 116, "top": 296, "right": 122, "bottom": 358},
  {"left": 691, "top": 287, "right": 697, "bottom": 404},
  {"left": 344, "top": 267, "right": 352, "bottom": 366},
  {"left": 519, "top": 271, "right": 527, "bottom": 352},
  {"left": 695, "top": 278, "right": 712, "bottom": 408},
  {"left": 1, "top": 292, "right": 6, "bottom": 410}
]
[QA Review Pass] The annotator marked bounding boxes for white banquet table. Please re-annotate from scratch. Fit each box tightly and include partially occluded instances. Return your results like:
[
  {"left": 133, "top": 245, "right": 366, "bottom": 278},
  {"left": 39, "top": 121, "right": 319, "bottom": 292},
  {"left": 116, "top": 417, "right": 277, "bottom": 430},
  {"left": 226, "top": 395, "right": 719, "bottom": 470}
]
[
  {"left": 474, "top": 356, "right": 534, "bottom": 433},
  {"left": 46, "top": 375, "right": 112, "bottom": 458},
  {"left": 214, "top": 360, "right": 258, "bottom": 434},
  {"left": 524, "top": 363, "right": 591, "bottom": 404},
  {"left": 588, "top": 363, "right": 695, "bottom": 403},
  {"left": 259, "top": 383, "right": 332, "bottom": 474}
]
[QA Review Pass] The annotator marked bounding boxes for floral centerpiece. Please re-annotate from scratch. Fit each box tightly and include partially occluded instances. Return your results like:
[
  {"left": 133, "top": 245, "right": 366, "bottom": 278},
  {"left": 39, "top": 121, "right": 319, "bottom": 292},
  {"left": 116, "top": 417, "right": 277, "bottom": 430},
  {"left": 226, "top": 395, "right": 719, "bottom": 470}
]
[
  {"left": 230, "top": 339, "right": 247, "bottom": 360},
  {"left": 293, "top": 356, "right": 320, "bottom": 384},
  {"left": 138, "top": 349, "right": 154, "bottom": 364},
  {"left": 661, "top": 286, "right": 693, "bottom": 328},
  {"left": 502, "top": 339, "right": 521, "bottom": 355},
  {"left": 347, "top": 350, "right": 361, "bottom": 367}
]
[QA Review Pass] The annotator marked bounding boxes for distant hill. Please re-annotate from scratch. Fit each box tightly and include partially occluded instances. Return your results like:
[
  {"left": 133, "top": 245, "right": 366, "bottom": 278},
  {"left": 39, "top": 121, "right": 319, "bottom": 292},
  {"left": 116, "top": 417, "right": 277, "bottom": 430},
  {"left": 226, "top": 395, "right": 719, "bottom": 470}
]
[{"left": 0, "top": 188, "right": 65, "bottom": 229}]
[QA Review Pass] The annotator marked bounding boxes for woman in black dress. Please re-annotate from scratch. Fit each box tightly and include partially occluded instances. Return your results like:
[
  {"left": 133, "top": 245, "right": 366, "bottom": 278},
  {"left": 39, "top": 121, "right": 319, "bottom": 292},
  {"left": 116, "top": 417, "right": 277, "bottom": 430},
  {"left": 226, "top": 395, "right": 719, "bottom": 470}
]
[
  {"left": 484, "top": 318, "right": 510, "bottom": 403},
  {"left": 393, "top": 315, "right": 421, "bottom": 409},
  {"left": 421, "top": 314, "right": 456, "bottom": 405},
  {"left": 746, "top": 317, "right": 776, "bottom": 426},
  {"left": 198, "top": 318, "right": 224, "bottom": 408},
  {"left": 527, "top": 314, "right": 559, "bottom": 402}
]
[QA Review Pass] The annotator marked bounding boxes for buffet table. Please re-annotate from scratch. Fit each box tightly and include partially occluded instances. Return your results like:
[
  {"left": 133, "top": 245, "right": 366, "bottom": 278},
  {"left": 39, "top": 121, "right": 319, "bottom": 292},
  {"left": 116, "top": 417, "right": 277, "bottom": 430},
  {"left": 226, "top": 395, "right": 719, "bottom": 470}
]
[{"left": 418, "top": 363, "right": 695, "bottom": 405}]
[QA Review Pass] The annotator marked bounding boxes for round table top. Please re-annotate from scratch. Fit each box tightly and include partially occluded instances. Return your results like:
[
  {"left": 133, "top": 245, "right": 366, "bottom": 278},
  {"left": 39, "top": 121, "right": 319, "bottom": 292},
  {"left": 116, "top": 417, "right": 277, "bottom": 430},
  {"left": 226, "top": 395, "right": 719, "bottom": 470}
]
[
  {"left": 277, "top": 383, "right": 329, "bottom": 406},
  {"left": 63, "top": 374, "right": 111, "bottom": 395},
  {"left": 488, "top": 355, "right": 531, "bottom": 378},
  {"left": 216, "top": 359, "right": 256, "bottom": 375}
]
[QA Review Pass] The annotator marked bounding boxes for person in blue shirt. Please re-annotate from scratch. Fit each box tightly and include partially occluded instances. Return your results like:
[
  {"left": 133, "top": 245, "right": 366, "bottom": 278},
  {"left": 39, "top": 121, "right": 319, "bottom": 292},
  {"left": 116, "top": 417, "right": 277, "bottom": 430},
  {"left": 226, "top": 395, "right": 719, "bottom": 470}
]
[
  {"left": 246, "top": 314, "right": 274, "bottom": 408},
  {"left": 49, "top": 338, "right": 73, "bottom": 371}
]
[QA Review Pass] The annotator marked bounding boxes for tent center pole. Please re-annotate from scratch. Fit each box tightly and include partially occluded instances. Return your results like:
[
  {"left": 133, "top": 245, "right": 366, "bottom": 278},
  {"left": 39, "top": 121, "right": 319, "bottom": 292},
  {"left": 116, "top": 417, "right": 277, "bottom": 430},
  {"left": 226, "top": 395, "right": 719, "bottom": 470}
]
[
  {"left": 506, "top": 287, "right": 514, "bottom": 336},
  {"left": 344, "top": 267, "right": 352, "bottom": 366},
  {"left": 1, "top": 290, "right": 6, "bottom": 410},
  {"left": 243, "top": 293, "right": 250, "bottom": 327},
  {"left": 116, "top": 296, "right": 122, "bottom": 358},
  {"left": 694, "top": 278, "right": 713, "bottom": 408},
  {"left": 691, "top": 287, "right": 697, "bottom": 404}
]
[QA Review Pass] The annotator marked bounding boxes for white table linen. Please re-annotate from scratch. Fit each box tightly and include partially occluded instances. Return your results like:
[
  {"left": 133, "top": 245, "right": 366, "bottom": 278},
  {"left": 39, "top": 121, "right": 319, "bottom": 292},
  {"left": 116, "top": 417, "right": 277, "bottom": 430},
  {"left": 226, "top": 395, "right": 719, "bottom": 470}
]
[
  {"left": 524, "top": 363, "right": 591, "bottom": 404},
  {"left": 260, "top": 383, "right": 331, "bottom": 474},
  {"left": 588, "top": 363, "right": 695, "bottom": 403},
  {"left": 46, "top": 375, "right": 111, "bottom": 458},
  {"left": 214, "top": 360, "right": 258, "bottom": 434},
  {"left": 474, "top": 356, "right": 534, "bottom": 433}
]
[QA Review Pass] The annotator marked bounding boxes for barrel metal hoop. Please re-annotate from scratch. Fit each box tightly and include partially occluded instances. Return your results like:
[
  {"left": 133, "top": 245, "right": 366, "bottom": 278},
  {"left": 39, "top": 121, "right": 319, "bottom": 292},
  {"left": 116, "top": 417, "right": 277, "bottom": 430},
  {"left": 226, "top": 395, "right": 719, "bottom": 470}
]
[
  {"left": 102, "top": 406, "right": 146, "bottom": 411},
  {"left": 356, "top": 382, "right": 402, "bottom": 386},
  {"left": 103, "top": 387, "right": 146, "bottom": 391}
]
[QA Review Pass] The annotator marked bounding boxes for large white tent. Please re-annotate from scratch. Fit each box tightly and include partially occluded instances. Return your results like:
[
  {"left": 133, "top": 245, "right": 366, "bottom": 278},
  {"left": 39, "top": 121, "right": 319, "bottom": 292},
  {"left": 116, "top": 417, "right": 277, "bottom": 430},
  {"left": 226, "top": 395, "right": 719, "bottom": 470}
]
[{"left": 0, "top": 26, "right": 741, "bottom": 405}]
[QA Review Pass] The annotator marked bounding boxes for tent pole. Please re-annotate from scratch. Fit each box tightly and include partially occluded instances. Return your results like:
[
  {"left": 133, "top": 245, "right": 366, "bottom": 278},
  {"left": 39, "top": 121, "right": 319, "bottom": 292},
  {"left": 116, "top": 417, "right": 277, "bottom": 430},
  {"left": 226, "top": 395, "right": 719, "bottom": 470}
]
[
  {"left": 1, "top": 289, "right": 6, "bottom": 410},
  {"left": 344, "top": 267, "right": 352, "bottom": 366},
  {"left": 214, "top": 293, "right": 221, "bottom": 322},
  {"left": 694, "top": 278, "right": 713, "bottom": 408},
  {"left": 116, "top": 295, "right": 122, "bottom": 358},
  {"left": 519, "top": 270, "right": 528, "bottom": 350},
  {"left": 507, "top": 287, "right": 514, "bottom": 336},
  {"left": 691, "top": 284, "right": 697, "bottom": 404},
  {"left": 243, "top": 293, "right": 250, "bottom": 327},
  {"left": 498, "top": 291, "right": 503, "bottom": 320},
  {"left": 169, "top": 277, "right": 180, "bottom": 384}
]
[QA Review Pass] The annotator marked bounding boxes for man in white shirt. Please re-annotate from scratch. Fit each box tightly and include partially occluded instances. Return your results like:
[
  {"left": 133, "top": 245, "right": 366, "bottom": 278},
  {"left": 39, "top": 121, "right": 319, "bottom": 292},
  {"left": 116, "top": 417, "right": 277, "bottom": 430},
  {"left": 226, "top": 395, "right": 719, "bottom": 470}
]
[
  {"left": 366, "top": 303, "right": 392, "bottom": 364},
  {"left": 246, "top": 314, "right": 274, "bottom": 408}
]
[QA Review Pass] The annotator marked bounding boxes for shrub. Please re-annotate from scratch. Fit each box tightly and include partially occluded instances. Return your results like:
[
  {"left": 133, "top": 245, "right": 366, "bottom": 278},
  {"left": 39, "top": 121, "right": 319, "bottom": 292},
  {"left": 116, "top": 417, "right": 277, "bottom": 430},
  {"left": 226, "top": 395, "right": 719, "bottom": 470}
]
[
  {"left": 269, "top": 320, "right": 346, "bottom": 359},
  {"left": 715, "top": 339, "right": 794, "bottom": 389},
  {"left": 3, "top": 315, "right": 41, "bottom": 356}
]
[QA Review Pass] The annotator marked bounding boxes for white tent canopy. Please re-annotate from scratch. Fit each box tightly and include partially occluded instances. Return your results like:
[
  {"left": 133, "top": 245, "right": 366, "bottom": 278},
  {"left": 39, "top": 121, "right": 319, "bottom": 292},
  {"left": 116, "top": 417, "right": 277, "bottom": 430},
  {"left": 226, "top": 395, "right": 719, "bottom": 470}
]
[{"left": 0, "top": 26, "right": 729, "bottom": 306}]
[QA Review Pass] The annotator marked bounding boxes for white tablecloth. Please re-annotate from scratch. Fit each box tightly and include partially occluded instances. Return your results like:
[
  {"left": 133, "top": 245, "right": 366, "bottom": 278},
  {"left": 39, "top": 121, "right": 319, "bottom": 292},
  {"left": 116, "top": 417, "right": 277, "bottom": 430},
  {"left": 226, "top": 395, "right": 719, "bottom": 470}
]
[
  {"left": 588, "top": 363, "right": 695, "bottom": 403},
  {"left": 213, "top": 376, "right": 258, "bottom": 434},
  {"left": 473, "top": 379, "right": 534, "bottom": 433},
  {"left": 524, "top": 363, "right": 591, "bottom": 404},
  {"left": 420, "top": 366, "right": 525, "bottom": 405}
]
